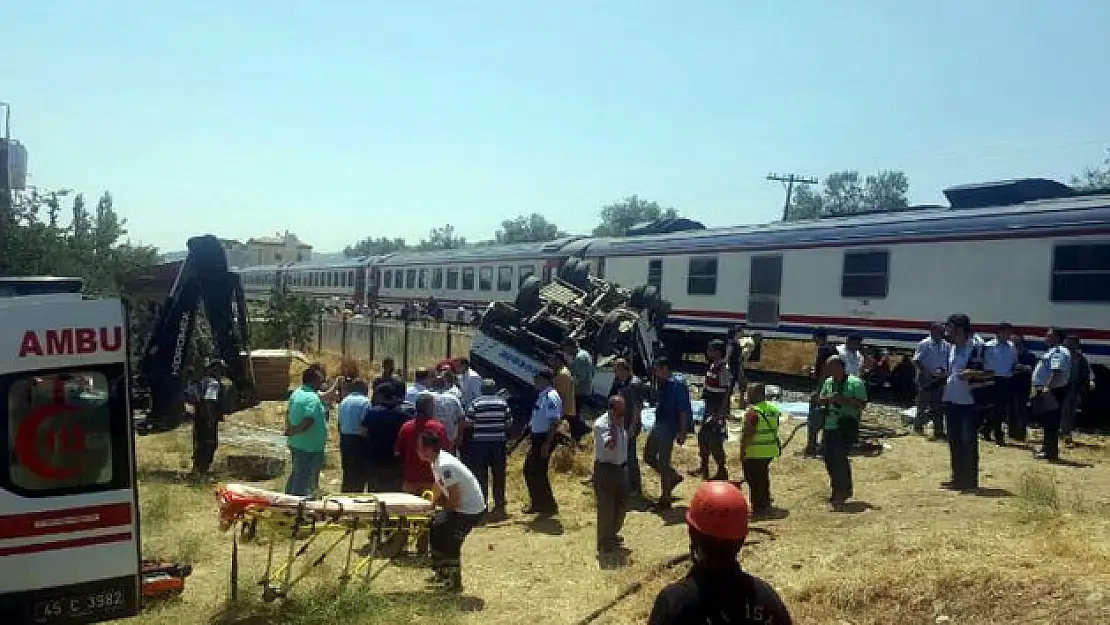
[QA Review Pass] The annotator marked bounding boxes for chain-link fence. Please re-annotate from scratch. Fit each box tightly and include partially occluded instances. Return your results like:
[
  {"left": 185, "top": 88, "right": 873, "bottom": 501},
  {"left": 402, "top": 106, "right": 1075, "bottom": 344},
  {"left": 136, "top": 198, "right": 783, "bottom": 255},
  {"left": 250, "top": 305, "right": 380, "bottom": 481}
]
[{"left": 312, "top": 315, "right": 476, "bottom": 378}]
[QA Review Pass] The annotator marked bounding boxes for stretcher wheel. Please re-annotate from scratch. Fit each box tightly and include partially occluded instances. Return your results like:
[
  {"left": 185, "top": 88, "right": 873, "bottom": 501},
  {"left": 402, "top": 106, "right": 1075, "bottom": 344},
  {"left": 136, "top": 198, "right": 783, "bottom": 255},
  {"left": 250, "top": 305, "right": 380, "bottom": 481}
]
[{"left": 262, "top": 586, "right": 279, "bottom": 603}]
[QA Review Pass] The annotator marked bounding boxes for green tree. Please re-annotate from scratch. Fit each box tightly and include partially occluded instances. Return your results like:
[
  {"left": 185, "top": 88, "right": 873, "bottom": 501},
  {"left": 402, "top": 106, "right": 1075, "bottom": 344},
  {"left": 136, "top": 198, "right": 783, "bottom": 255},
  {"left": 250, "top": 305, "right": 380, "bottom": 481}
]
[
  {"left": 344, "top": 236, "right": 408, "bottom": 257},
  {"left": 1071, "top": 149, "right": 1110, "bottom": 191},
  {"left": 785, "top": 170, "right": 910, "bottom": 221},
  {"left": 495, "top": 213, "right": 565, "bottom": 244},
  {"left": 593, "top": 195, "right": 679, "bottom": 237},
  {"left": 417, "top": 224, "right": 466, "bottom": 251},
  {"left": 257, "top": 291, "right": 317, "bottom": 349}
]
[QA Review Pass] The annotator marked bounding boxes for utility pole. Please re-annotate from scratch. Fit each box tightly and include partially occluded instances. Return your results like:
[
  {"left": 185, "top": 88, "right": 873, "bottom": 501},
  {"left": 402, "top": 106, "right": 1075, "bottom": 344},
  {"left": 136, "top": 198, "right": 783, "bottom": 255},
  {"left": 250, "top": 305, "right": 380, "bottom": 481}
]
[
  {"left": 1, "top": 102, "right": 12, "bottom": 274},
  {"left": 766, "top": 173, "right": 817, "bottom": 221}
]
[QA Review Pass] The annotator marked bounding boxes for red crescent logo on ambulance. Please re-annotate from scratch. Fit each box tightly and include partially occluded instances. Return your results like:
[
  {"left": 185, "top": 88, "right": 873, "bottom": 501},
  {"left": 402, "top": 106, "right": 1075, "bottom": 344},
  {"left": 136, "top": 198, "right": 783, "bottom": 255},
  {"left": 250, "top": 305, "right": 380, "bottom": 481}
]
[{"left": 14, "top": 405, "right": 83, "bottom": 481}]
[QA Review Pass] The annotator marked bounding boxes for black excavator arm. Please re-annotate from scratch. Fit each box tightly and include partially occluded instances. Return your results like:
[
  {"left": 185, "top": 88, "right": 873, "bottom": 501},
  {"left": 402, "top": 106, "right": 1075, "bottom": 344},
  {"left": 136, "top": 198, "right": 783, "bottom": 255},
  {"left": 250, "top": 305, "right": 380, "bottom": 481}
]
[{"left": 136, "top": 235, "right": 259, "bottom": 428}]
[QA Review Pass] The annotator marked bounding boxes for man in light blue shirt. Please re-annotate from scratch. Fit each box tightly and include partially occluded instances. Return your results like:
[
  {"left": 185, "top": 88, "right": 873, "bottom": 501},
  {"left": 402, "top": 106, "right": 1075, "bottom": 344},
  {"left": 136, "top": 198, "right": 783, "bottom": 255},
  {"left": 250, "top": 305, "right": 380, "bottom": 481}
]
[
  {"left": 338, "top": 379, "right": 372, "bottom": 493},
  {"left": 982, "top": 323, "right": 1019, "bottom": 445},
  {"left": 940, "top": 313, "right": 991, "bottom": 493},
  {"left": 911, "top": 322, "right": 949, "bottom": 436},
  {"left": 523, "top": 368, "right": 562, "bottom": 516},
  {"left": 1031, "top": 327, "right": 1071, "bottom": 462}
]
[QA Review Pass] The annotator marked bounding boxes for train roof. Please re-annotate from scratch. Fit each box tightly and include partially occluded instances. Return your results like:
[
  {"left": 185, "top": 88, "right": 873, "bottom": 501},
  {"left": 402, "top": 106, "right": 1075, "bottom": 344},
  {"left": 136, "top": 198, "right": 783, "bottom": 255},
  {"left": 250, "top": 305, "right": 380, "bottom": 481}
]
[
  {"left": 582, "top": 182, "right": 1110, "bottom": 257},
  {"left": 377, "top": 236, "right": 587, "bottom": 266}
]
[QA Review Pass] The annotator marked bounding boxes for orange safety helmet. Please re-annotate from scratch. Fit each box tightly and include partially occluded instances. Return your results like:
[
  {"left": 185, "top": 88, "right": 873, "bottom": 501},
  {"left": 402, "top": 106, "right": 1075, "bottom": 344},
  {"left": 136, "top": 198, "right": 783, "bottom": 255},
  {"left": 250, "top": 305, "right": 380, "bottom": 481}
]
[{"left": 686, "top": 480, "right": 750, "bottom": 542}]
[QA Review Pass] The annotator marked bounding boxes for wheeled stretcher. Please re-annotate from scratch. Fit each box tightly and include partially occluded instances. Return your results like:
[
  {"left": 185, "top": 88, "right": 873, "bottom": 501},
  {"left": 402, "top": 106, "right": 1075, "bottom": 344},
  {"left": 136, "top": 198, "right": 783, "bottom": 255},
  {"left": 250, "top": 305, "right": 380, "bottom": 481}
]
[{"left": 217, "top": 483, "right": 436, "bottom": 602}]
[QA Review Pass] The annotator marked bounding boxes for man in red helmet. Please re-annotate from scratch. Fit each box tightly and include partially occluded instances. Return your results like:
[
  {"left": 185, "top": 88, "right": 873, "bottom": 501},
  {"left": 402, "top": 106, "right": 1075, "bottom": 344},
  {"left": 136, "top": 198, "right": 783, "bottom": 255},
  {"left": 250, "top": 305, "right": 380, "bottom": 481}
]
[{"left": 648, "top": 481, "right": 792, "bottom": 625}]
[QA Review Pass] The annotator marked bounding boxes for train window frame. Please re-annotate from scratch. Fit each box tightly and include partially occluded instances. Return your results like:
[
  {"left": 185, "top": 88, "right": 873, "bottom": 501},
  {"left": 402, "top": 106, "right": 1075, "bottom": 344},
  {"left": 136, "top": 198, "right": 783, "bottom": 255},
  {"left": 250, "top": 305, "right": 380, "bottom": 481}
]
[
  {"left": 447, "top": 268, "right": 460, "bottom": 290},
  {"left": 0, "top": 364, "right": 133, "bottom": 499},
  {"left": 461, "top": 267, "right": 475, "bottom": 291},
  {"left": 687, "top": 256, "right": 718, "bottom": 296},
  {"left": 518, "top": 264, "right": 535, "bottom": 287},
  {"left": 479, "top": 266, "right": 494, "bottom": 292},
  {"left": 647, "top": 259, "right": 663, "bottom": 288},
  {"left": 1050, "top": 242, "right": 1110, "bottom": 303},
  {"left": 384, "top": 270, "right": 393, "bottom": 289},
  {"left": 405, "top": 269, "right": 416, "bottom": 289},
  {"left": 431, "top": 268, "right": 443, "bottom": 290},
  {"left": 418, "top": 268, "right": 428, "bottom": 290},
  {"left": 841, "top": 249, "right": 890, "bottom": 299},
  {"left": 497, "top": 266, "right": 513, "bottom": 292}
]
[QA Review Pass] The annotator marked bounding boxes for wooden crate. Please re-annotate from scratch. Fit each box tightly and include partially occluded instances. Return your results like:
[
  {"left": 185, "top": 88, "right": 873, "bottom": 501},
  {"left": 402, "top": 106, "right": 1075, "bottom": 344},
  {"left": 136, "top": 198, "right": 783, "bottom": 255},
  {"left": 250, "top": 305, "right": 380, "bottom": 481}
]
[{"left": 250, "top": 349, "right": 297, "bottom": 401}]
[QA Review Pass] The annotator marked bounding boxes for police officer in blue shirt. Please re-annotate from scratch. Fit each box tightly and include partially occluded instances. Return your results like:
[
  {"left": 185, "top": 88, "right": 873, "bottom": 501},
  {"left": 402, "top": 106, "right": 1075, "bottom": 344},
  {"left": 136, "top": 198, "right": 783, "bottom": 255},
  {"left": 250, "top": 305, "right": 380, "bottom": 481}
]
[{"left": 523, "top": 368, "right": 563, "bottom": 516}]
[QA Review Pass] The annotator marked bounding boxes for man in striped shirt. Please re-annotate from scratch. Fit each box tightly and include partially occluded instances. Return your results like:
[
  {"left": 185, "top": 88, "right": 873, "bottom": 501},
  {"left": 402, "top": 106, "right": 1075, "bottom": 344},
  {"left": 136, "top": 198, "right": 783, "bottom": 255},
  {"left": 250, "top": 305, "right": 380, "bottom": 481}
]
[{"left": 461, "top": 379, "right": 510, "bottom": 519}]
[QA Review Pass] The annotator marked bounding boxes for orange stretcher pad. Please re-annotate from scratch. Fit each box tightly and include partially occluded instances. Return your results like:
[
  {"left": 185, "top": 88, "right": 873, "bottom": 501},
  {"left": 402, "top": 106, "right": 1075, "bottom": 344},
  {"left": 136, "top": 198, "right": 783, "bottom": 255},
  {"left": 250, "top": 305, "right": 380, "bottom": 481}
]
[{"left": 216, "top": 483, "right": 436, "bottom": 602}]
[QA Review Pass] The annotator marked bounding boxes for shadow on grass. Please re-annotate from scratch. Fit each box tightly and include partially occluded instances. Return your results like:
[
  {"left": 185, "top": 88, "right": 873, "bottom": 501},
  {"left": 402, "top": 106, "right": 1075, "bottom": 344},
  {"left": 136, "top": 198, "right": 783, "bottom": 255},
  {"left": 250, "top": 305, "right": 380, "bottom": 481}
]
[
  {"left": 137, "top": 467, "right": 228, "bottom": 487},
  {"left": 1048, "top": 458, "right": 1095, "bottom": 469},
  {"left": 524, "top": 516, "right": 565, "bottom": 535},
  {"left": 832, "top": 500, "right": 879, "bottom": 514},
  {"left": 210, "top": 588, "right": 465, "bottom": 625},
  {"left": 751, "top": 507, "right": 790, "bottom": 522},
  {"left": 654, "top": 504, "right": 690, "bottom": 526},
  {"left": 967, "top": 487, "right": 1015, "bottom": 498}
]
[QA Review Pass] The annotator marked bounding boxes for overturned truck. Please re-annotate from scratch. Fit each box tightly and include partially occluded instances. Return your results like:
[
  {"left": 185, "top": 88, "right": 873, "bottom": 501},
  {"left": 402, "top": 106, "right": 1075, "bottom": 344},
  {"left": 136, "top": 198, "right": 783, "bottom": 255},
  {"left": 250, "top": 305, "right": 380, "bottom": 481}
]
[{"left": 468, "top": 257, "right": 670, "bottom": 423}]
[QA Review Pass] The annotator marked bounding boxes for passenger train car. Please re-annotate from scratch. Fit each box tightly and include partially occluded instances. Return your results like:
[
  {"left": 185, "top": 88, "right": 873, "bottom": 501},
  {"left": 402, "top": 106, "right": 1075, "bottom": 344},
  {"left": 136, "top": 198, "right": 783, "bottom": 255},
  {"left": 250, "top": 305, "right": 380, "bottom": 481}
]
[
  {"left": 373, "top": 238, "right": 590, "bottom": 315},
  {"left": 231, "top": 178, "right": 1110, "bottom": 378},
  {"left": 236, "top": 257, "right": 378, "bottom": 308},
  {"left": 588, "top": 180, "right": 1110, "bottom": 369}
]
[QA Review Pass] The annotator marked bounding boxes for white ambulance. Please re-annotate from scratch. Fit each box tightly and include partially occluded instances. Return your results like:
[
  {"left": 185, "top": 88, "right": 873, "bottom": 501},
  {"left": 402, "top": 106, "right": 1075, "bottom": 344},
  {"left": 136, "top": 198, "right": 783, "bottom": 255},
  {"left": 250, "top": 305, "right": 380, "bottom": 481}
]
[{"left": 0, "top": 278, "right": 140, "bottom": 624}]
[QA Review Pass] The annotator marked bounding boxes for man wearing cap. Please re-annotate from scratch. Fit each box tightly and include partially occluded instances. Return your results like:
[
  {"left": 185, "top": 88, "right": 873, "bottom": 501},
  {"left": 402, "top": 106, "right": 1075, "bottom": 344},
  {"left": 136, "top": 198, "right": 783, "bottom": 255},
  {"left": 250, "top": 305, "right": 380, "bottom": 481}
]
[
  {"left": 648, "top": 481, "right": 793, "bottom": 624},
  {"left": 462, "top": 378, "right": 511, "bottom": 518},
  {"left": 523, "top": 368, "right": 562, "bottom": 516},
  {"left": 394, "top": 393, "right": 450, "bottom": 497}
]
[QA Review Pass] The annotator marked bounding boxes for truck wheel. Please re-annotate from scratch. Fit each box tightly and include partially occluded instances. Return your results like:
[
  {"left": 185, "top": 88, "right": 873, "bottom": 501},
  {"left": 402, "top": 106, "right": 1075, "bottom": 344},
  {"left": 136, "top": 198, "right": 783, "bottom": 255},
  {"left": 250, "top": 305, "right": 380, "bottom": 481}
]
[{"left": 515, "top": 276, "right": 542, "bottom": 317}]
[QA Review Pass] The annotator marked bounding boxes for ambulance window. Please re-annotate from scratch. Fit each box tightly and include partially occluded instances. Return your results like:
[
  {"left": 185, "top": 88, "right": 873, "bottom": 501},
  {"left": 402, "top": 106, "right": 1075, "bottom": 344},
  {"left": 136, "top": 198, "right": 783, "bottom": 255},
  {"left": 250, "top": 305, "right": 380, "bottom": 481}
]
[{"left": 5, "top": 371, "right": 117, "bottom": 493}]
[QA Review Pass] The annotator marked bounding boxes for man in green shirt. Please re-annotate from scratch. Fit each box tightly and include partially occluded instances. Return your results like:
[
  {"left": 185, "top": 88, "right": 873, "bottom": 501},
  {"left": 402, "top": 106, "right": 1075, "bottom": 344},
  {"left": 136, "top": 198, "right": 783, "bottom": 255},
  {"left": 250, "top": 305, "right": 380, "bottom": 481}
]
[
  {"left": 817, "top": 355, "right": 867, "bottom": 507},
  {"left": 285, "top": 368, "right": 328, "bottom": 496}
]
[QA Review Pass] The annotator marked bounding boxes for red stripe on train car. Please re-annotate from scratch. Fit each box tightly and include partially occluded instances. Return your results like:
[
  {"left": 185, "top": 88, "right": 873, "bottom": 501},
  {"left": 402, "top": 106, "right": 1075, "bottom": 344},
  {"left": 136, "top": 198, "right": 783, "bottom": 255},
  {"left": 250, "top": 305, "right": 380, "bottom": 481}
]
[
  {"left": 0, "top": 502, "right": 133, "bottom": 540},
  {"left": 0, "top": 531, "right": 134, "bottom": 557},
  {"left": 668, "top": 309, "right": 1110, "bottom": 341}
]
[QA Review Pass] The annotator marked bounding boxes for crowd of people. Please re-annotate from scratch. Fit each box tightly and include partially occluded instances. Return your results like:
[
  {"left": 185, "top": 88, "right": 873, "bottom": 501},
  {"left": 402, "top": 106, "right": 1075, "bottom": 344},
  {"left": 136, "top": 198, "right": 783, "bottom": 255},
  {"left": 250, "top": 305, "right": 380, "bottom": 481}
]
[{"left": 179, "top": 313, "right": 1097, "bottom": 622}]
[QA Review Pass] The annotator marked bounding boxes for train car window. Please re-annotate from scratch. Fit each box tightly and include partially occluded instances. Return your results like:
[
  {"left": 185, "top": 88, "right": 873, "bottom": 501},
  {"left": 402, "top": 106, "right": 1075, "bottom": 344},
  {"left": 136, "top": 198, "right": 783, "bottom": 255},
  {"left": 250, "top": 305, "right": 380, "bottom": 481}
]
[
  {"left": 647, "top": 259, "right": 663, "bottom": 288},
  {"left": 330, "top": 272, "right": 338, "bottom": 287},
  {"left": 432, "top": 268, "right": 443, "bottom": 290},
  {"left": 384, "top": 270, "right": 393, "bottom": 289},
  {"left": 348, "top": 270, "right": 355, "bottom": 286},
  {"left": 497, "top": 266, "right": 513, "bottom": 292},
  {"left": 687, "top": 257, "right": 718, "bottom": 296},
  {"left": 479, "top": 267, "right": 494, "bottom": 292},
  {"left": 1051, "top": 243, "right": 1110, "bottom": 303},
  {"left": 462, "top": 267, "right": 475, "bottom": 290},
  {"left": 519, "top": 265, "right": 535, "bottom": 287},
  {"left": 405, "top": 269, "right": 416, "bottom": 289},
  {"left": 418, "top": 268, "right": 428, "bottom": 289},
  {"left": 447, "top": 268, "right": 460, "bottom": 290},
  {"left": 841, "top": 250, "right": 890, "bottom": 299}
]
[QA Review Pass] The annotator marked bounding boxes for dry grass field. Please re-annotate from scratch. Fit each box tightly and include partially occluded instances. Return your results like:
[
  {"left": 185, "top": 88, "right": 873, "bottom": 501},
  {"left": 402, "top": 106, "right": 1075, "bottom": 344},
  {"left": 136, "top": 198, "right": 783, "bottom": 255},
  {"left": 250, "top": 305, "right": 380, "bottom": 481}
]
[{"left": 126, "top": 381, "right": 1110, "bottom": 625}]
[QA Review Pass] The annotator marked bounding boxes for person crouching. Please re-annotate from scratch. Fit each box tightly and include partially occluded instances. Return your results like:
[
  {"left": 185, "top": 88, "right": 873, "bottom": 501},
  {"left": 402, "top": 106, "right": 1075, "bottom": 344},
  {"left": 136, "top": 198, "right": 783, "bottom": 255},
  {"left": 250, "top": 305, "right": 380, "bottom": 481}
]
[
  {"left": 593, "top": 394, "right": 630, "bottom": 556},
  {"left": 418, "top": 432, "right": 486, "bottom": 593}
]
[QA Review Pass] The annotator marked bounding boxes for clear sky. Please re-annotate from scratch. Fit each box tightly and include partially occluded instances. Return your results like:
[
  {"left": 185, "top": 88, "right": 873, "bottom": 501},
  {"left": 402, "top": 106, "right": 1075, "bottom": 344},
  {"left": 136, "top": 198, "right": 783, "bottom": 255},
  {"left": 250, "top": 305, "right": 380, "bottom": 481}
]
[{"left": 5, "top": 1, "right": 1110, "bottom": 254}]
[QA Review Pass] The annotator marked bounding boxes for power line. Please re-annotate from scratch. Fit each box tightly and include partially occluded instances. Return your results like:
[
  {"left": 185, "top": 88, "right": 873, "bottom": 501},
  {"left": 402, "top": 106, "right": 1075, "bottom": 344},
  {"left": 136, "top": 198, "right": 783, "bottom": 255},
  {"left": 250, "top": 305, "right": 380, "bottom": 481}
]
[{"left": 766, "top": 173, "right": 817, "bottom": 221}]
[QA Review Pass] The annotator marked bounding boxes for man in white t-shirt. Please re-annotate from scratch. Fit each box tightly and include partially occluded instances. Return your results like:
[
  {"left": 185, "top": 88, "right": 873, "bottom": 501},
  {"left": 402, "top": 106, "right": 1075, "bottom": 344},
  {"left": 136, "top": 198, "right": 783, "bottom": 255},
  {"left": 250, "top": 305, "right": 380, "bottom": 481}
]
[
  {"left": 836, "top": 333, "right": 866, "bottom": 377},
  {"left": 417, "top": 431, "right": 485, "bottom": 592}
]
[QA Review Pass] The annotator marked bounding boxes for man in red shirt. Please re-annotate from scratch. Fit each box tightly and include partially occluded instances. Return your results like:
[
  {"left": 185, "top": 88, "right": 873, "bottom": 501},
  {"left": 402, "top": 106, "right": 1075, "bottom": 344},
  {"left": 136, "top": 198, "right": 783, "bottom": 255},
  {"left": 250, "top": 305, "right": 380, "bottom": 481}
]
[{"left": 395, "top": 392, "right": 449, "bottom": 496}]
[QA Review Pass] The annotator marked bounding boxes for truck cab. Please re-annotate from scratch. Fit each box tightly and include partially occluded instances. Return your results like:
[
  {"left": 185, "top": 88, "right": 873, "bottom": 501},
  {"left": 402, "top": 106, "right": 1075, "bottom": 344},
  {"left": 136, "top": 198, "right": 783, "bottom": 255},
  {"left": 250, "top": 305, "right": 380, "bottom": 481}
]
[{"left": 0, "top": 277, "right": 140, "bottom": 625}]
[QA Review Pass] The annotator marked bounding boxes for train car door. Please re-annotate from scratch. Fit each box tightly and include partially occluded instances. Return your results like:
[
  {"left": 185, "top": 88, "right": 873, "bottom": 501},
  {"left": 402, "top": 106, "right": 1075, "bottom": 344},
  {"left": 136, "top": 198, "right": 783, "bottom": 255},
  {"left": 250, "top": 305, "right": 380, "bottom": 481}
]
[{"left": 747, "top": 255, "right": 783, "bottom": 329}]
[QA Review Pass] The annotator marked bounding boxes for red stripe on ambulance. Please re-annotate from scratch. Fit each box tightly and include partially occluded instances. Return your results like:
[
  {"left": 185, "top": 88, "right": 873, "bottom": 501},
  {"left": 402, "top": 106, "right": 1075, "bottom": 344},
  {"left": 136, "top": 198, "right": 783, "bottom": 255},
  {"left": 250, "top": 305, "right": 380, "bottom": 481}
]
[
  {"left": 18, "top": 326, "right": 124, "bottom": 357},
  {"left": 0, "top": 502, "right": 133, "bottom": 540},
  {"left": 0, "top": 531, "right": 134, "bottom": 557}
]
